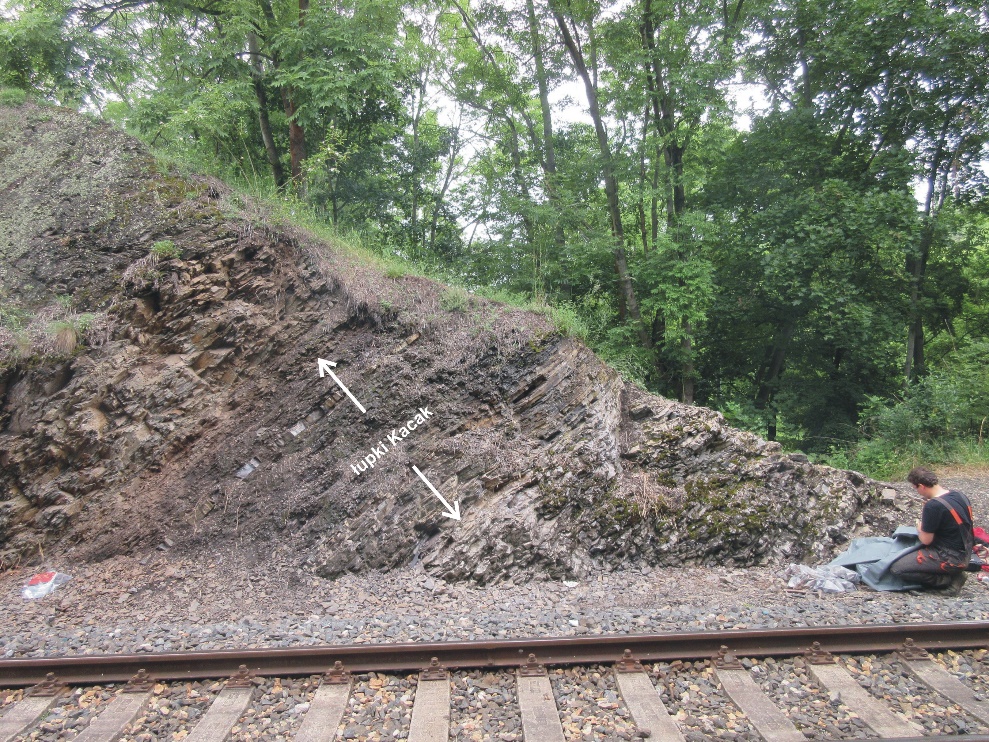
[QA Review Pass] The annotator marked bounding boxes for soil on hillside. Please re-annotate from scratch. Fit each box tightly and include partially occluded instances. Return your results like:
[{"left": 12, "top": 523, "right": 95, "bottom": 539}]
[{"left": 1, "top": 102, "right": 910, "bottom": 584}]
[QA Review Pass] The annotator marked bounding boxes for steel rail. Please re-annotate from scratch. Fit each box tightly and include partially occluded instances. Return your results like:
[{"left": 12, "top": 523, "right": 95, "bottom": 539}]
[{"left": 1, "top": 621, "right": 987, "bottom": 687}]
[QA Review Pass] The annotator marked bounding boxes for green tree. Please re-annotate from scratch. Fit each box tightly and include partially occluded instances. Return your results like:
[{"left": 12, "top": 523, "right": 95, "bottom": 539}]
[
  {"left": 0, "top": 0, "right": 134, "bottom": 105},
  {"left": 750, "top": 0, "right": 989, "bottom": 384},
  {"left": 704, "top": 109, "right": 917, "bottom": 441}
]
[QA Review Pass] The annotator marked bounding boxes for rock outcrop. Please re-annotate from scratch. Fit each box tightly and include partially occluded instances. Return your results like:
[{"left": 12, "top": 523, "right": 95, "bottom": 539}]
[{"left": 0, "top": 102, "right": 900, "bottom": 581}]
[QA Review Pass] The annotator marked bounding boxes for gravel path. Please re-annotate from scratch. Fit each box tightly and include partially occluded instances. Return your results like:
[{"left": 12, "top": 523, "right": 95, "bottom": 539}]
[
  {"left": 1, "top": 472, "right": 987, "bottom": 662},
  {"left": 3, "top": 564, "right": 986, "bottom": 659}
]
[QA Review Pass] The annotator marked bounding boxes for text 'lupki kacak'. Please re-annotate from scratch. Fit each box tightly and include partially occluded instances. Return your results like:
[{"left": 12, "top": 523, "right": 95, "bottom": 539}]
[{"left": 350, "top": 407, "right": 435, "bottom": 476}]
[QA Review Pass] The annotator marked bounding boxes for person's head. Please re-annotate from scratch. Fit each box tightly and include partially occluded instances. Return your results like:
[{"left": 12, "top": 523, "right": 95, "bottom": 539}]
[
  {"left": 907, "top": 467, "right": 938, "bottom": 488},
  {"left": 907, "top": 466, "right": 939, "bottom": 498}
]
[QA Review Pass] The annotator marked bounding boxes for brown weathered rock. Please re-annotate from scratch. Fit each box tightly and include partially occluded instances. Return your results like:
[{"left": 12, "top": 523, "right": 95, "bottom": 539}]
[{"left": 0, "top": 102, "right": 900, "bottom": 581}]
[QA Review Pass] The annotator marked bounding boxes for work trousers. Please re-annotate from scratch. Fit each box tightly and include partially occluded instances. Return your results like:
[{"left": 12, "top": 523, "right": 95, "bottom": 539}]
[{"left": 888, "top": 546, "right": 968, "bottom": 588}]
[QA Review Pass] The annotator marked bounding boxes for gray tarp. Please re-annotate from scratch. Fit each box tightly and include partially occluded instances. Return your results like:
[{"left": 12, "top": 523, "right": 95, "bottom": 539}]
[{"left": 828, "top": 526, "right": 925, "bottom": 591}]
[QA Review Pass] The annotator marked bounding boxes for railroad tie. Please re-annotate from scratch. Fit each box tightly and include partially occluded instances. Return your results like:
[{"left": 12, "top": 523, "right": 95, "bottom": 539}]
[
  {"left": 897, "top": 640, "right": 989, "bottom": 727},
  {"left": 712, "top": 648, "right": 805, "bottom": 742},
  {"left": 515, "top": 655, "right": 566, "bottom": 742},
  {"left": 67, "top": 669, "right": 156, "bottom": 742},
  {"left": 408, "top": 659, "right": 451, "bottom": 742},
  {"left": 0, "top": 673, "right": 67, "bottom": 742},
  {"left": 802, "top": 644, "right": 921, "bottom": 737},
  {"left": 0, "top": 696, "right": 61, "bottom": 742},
  {"left": 184, "top": 666, "right": 256, "bottom": 742},
  {"left": 73, "top": 691, "right": 152, "bottom": 742},
  {"left": 294, "top": 664, "right": 351, "bottom": 742},
  {"left": 612, "top": 650, "right": 686, "bottom": 742}
]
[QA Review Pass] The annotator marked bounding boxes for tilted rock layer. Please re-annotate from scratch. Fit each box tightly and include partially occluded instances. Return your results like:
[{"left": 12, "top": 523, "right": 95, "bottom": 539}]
[{"left": 0, "top": 103, "right": 900, "bottom": 581}]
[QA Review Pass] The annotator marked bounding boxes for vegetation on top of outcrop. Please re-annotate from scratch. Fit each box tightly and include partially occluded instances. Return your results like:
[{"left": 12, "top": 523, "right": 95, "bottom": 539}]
[{"left": 220, "top": 184, "right": 594, "bottom": 347}]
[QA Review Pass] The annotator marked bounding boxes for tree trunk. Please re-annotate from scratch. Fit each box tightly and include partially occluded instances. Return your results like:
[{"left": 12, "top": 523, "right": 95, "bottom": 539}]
[
  {"left": 905, "top": 131, "right": 949, "bottom": 383},
  {"left": 651, "top": 143, "right": 660, "bottom": 245},
  {"left": 429, "top": 124, "right": 461, "bottom": 253},
  {"left": 409, "top": 112, "right": 421, "bottom": 256},
  {"left": 755, "top": 320, "right": 796, "bottom": 410},
  {"left": 504, "top": 118, "right": 536, "bottom": 250},
  {"left": 282, "top": 0, "right": 310, "bottom": 187},
  {"left": 637, "top": 105, "right": 650, "bottom": 252},
  {"left": 248, "top": 33, "right": 286, "bottom": 189},
  {"left": 680, "top": 319, "right": 695, "bottom": 403},
  {"left": 642, "top": 0, "right": 695, "bottom": 398},
  {"left": 553, "top": 9, "right": 651, "bottom": 349},
  {"left": 527, "top": 0, "right": 564, "bottom": 255},
  {"left": 282, "top": 92, "right": 307, "bottom": 185},
  {"left": 408, "top": 45, "right": 433, "bottom": 258},
  {"left": 904, "top": 228, "right": 932, "bottom": 382}
]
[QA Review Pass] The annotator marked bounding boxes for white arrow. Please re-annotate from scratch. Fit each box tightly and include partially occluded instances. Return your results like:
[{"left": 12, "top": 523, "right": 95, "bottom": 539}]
[
  {"left": 412, "top": 465, "right": 461, "bottom": 521},
  {"left": 317, "top": 358, "right": 367, "bottom": 414}
]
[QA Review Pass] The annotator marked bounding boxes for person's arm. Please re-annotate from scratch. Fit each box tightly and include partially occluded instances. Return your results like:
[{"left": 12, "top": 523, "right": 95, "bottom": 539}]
[
  {"left": 917, "top": 501, "right": 938, "bottom": 546},
  {"left": 916, "top": 518, "right": 935, "bottom": 545}
]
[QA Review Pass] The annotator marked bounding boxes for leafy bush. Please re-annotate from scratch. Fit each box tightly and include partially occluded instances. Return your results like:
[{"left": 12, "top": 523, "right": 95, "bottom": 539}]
[
  {"left": 864, "top": 342, "right": 989, "bottom": 444},
  {"left": 542, "top": 302, "right": 589, "bottom": 343},
  {"left": 0, "top": 87, "right": 28, "bottom": 106},
  {"left": 819, "top": 341, "right": 989, "bottom": 478}
]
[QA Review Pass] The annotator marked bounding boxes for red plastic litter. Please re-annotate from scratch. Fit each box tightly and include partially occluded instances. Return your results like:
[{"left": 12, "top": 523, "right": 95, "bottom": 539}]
[{"left": 21, "top": 571, "right": 72, "bottom": 599}]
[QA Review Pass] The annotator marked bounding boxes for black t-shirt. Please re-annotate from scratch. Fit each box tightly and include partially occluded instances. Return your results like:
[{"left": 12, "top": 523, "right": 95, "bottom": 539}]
[{"left": 920, "top": 490, "right": 974, "bottom": 555}]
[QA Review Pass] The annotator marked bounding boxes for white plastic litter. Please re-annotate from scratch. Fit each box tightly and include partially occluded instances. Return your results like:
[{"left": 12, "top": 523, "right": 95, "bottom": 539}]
[
  {"left": 783, "top": 563, "right": 860, "bottom": 593},
  {"left": 21, "top": 571, "right": 72, "bottom": 600},
  {"left": 235, "top": 457, "right": 261, "bottom": 479}
]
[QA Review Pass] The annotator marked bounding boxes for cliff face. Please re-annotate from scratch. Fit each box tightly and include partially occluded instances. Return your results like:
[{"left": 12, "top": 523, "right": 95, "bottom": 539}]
[{"left": 0, "top": 102, "right": 898, "bottom": 581}]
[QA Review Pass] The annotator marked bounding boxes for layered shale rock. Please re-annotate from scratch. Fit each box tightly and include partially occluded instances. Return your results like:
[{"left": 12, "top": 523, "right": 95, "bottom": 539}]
[{"left": 0, "top": 102, "right": 901, "bottom": 581}]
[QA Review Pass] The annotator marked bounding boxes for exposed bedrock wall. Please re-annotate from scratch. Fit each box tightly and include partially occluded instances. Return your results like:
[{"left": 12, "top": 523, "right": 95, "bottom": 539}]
[{"left": 0, "top": 102, "right": 895, "bottom": 580}]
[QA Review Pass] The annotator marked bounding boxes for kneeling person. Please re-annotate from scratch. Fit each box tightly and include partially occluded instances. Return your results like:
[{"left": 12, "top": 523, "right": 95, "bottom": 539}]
[{"left": 889, "top": 467, "right": 974, "bottom": 593}]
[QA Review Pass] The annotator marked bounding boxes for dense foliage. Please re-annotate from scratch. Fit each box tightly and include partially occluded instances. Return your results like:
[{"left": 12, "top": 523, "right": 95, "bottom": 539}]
[{"left": 1, "top": 0, "right": 987, "bottom": 475}]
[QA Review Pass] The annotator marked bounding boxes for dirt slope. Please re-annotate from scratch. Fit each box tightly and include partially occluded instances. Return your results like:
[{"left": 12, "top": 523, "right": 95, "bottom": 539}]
[{"left": 0, "top": 102, "right": 903, "bottom": 582}]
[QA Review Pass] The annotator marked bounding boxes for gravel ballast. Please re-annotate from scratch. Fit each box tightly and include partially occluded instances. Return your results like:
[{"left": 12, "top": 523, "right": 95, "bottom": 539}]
[
  {"left": 653, "top": 660, "right": 760, "bottom": 741},
  {"left": 2, "top": 563, "right": 987, "bottom": 659},
  {"left": 840, "top": 653, "right": 989, "bottom": 736},
  {"left": 933, "top": 648, "right": 989, "bottom": 698},
  {"left": 749, "top": 656, "right": 874, "bottom": 739},
  {"left": 336, "top": 673, "right": 414, "bottom": 741},
  {"left": 548, "top": 665, "right": 637, "bottom": 741},
  {"left": 118, "top": 680, "right": 220, "bottom": 742},
  {"left": 1, "top": 474, "right": 987, "bottom": 662},
  {"left": 23, "top": 684, "right": 119, "bottom": 741},
  {"left": 450, "top": 670, "right": 521, "bottom": 741}
]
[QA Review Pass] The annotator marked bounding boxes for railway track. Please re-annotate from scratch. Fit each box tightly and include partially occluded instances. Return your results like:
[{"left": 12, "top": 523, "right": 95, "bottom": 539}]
[{"left": 1, "top": 622, "right": 988, "bottom": 741}]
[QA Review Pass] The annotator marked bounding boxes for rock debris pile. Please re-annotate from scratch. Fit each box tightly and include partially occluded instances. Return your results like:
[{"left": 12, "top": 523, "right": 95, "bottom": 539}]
[{"left": 0, "top": 101, "right": 900, "bottom": 582}]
